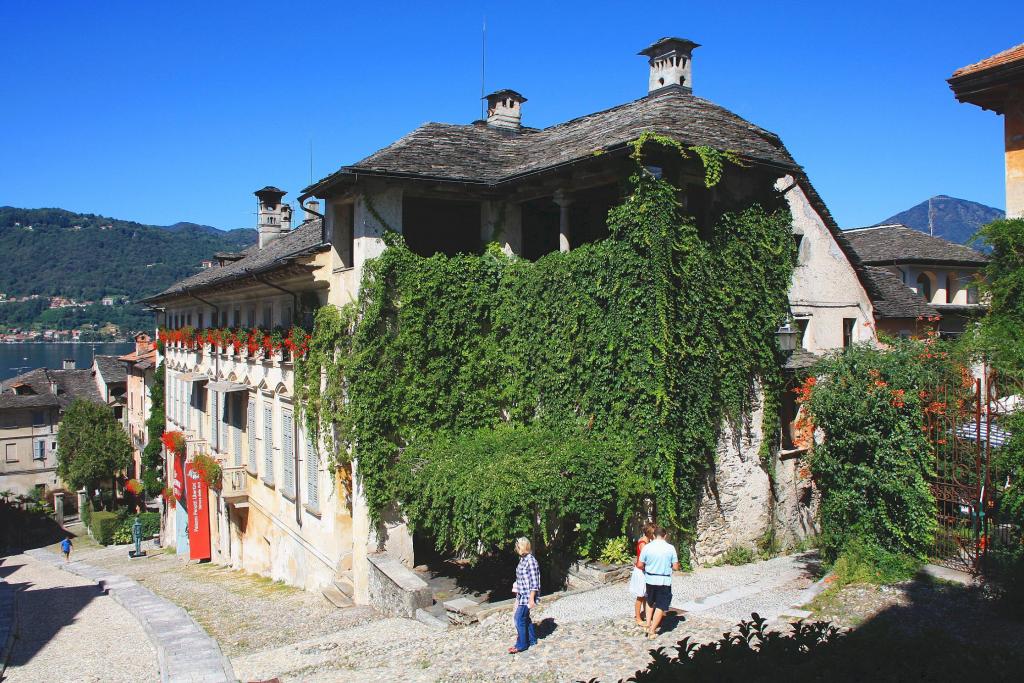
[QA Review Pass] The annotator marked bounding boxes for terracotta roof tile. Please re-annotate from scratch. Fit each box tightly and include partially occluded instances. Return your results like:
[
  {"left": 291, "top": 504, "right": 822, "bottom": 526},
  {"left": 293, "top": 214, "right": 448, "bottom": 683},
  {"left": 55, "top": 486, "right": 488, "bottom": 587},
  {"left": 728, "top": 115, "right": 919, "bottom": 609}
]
[{"left": 953, "top": 43, "right": 1024, "bottom": 78}]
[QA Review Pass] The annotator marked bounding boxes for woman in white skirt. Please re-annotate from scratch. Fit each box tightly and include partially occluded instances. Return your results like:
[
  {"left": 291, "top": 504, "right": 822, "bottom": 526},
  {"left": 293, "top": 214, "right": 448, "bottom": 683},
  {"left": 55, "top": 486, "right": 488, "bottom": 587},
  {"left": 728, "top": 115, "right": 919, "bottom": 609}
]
[{"left": 629, "top": 523, "right": 656, "bottom": 626}]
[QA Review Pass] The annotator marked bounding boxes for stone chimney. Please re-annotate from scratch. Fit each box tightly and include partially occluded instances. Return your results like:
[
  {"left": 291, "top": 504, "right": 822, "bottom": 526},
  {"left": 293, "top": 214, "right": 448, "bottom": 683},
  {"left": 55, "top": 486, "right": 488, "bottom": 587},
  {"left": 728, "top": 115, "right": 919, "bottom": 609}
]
[
  {"left": 303, "top": 199, "right": 321, "bottom": 222},
  {"left": 135, "top": 332, "right": 151, "bottom": 355},
  {"left": 255, "top": 186, "right": 292, "bottom": 249},
  {"left": 639, "top": 37, "right": 700, "bottom": 94},
  {"left": 484, "top": 90, "right": 527, "bottom": 129},
  {"left": 62, "top": 358, "right": 75, "bottom": 370}
]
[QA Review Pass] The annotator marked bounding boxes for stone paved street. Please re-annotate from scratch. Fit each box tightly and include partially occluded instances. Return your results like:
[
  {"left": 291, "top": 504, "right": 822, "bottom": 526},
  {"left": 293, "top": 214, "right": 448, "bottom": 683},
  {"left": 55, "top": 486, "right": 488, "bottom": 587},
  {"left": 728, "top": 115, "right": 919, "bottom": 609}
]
[
  {"left": 2, "top": 540, "right": 821, "bottom": 682},
  {"left": 234, "top": 553, "right": 821, "bottom": 682},
  {"left": 0, "top": 551, "right": 159, "bottom": 683}
]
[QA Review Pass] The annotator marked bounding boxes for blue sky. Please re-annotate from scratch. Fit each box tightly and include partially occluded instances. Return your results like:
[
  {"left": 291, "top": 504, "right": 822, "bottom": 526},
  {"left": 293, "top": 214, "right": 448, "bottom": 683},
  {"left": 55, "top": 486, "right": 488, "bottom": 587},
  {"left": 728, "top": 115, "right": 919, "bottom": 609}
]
[{"left": 0, "top": 1, "right": 1018, "bottom": 230}]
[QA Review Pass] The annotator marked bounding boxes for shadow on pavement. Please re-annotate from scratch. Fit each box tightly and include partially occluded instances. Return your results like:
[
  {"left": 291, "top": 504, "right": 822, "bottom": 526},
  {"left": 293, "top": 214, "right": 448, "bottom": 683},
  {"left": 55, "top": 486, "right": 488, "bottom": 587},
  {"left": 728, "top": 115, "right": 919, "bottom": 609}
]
[
  {"left": 596, "top": 576, "right": 1024, "bottom": 682},
  {"left": 0, "top": 555, "right": 103, "bottom": 672}
]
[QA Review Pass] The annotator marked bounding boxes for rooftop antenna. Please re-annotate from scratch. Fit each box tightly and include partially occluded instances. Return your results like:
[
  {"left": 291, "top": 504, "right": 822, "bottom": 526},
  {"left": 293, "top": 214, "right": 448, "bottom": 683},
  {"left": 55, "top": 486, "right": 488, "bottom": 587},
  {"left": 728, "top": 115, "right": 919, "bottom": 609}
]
[{"left": 480, "top": 16, "right": 487, "bottom": 120}]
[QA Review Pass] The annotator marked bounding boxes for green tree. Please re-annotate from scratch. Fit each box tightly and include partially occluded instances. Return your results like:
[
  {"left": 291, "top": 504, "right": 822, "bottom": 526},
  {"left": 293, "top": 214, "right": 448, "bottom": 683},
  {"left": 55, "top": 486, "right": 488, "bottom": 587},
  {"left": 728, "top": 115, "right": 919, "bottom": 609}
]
[
  {"left": 56, "top": 399, "right": 132, "bottom": 495},
  {"left": 973, "top": 218, "right": 1024, "bottom": 375}
]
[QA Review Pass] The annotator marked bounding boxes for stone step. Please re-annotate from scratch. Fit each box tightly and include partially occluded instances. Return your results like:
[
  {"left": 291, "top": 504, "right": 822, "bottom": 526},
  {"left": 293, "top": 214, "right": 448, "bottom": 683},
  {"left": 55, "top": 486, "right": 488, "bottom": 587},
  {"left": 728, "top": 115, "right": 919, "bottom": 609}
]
[
  {"left": 322, "top": 584, "right": 353, "bottom": 609},
  {"left": 334, "top": 575, "right": 355, "bottom": 598}
]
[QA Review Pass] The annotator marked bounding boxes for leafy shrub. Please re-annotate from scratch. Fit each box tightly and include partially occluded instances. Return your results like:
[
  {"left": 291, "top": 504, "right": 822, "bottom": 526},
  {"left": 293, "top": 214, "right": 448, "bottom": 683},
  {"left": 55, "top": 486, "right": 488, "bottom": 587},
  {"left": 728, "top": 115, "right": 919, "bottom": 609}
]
[
  {"left": 597, "top": 536, "right": 633, "bottom": 566},
  {"left": 805, "top": 339, "right": 964, "bottom": 572},
  {"left": 721, "top": 545, "right": 756, "bottom": 566},
  {"left": 398, "top": 424, "right": 619, "bottom": 558},
  {"left": 81, "top": 499, "right": 92, "bottom": 527},
  {"left": 89, "top": 510, "right": 119, "bottom": 545}
]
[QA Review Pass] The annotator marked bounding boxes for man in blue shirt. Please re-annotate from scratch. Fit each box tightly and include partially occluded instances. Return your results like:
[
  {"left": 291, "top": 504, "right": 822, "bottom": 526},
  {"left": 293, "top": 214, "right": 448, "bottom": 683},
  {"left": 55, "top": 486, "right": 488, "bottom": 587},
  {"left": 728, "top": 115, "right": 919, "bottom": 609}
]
[{"left": 637, "top": 526, "right": 679, "bottom": 639}]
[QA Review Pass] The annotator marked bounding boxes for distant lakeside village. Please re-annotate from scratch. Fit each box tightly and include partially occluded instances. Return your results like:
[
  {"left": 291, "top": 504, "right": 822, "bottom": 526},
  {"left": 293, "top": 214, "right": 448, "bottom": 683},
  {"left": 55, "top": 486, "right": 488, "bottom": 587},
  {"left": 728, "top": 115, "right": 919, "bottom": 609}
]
[{"left": 0, "top": 292, "right": 133, "bottom": 343}]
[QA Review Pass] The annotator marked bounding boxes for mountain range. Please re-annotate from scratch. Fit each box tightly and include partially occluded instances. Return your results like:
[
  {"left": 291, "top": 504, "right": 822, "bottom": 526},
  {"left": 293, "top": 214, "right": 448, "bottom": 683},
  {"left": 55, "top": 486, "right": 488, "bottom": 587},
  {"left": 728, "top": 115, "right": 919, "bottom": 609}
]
[
  {"left": 0, "top": 207, "right": 255, "bottom": 301},
  {"left": 876, "top": 195, "right": 1004, "bottom": 246}
]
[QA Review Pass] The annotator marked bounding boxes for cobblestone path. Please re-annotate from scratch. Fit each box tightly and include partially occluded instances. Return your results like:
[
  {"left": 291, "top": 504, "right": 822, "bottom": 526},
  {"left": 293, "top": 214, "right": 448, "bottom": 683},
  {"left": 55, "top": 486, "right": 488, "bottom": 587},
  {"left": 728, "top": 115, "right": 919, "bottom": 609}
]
[
  {"left": 234, "top": 553, "right": 821, "bottom": 682},
  {"left": 0, "top": 551, "right": 159, "bottom": 683},
  {"left": 70, "top": 539, "right": 377, "bottom": 658}
]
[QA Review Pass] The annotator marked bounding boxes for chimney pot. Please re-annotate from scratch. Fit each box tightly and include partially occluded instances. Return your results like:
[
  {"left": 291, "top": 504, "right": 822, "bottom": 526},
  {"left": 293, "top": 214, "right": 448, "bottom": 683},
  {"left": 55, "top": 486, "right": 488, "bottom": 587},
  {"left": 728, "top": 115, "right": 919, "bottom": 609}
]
[
  {"left": 484, "top": 89, "right": 527, "bottom": 129},
  {"left": 639, "top": 37, "right": 700, "bottom": 94},
  {"left": 62, "top": 358, "right": 75, "bottom": 370},
  {"left": 303, "top": 199, "right": 321, "bottom": 222}
]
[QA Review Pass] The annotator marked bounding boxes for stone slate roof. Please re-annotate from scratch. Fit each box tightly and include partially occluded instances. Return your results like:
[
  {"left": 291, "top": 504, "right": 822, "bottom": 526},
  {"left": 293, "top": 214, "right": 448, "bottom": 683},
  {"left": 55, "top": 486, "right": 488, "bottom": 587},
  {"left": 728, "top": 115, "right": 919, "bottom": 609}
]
[
  {"left": 144, "top": 219, "right": 325, "bottom": 303},
  {"left": 0, "top": 368, "right": 102, "bottom": 410},
  {"left": 860, "top": 266, "right": 939, "bottom": 319},
  {"left": 93, "top": 355, "right": 127, "bottom": 385},
  {"left": 306, "top": 86, "right": 797, "bottom": 191},
  {"left": 843, "top": 224, "right": 989, "bottom": 267}
]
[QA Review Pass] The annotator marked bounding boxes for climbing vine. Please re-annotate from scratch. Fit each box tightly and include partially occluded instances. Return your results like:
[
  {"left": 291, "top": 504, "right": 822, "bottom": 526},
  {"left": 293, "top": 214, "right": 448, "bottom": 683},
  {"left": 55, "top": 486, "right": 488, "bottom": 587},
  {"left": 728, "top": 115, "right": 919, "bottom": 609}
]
[{"left": 295, "top": 133, "right": 795, "bottom": 558}]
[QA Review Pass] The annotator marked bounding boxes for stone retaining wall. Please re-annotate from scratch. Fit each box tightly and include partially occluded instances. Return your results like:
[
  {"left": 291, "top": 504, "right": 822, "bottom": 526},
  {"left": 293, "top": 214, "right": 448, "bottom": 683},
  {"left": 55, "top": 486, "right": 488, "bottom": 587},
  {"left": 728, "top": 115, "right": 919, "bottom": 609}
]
[{"left": 367, "top": 552, "right": 432, "bottom": 618}]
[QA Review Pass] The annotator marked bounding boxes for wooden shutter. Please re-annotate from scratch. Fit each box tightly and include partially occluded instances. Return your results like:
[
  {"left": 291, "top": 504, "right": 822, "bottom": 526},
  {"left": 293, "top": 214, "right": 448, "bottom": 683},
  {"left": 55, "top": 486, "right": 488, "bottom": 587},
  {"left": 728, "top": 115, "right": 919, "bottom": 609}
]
[
  {"left": 247, "top": 398, "right": 256, "bottom": 471},
  {"left": 282, "top": 411, "right": 295, "bottom": 496},
  {"left": 263, "top": 403, "right": 273, "bottom": 481},
  {"left": 233, "top": 395, "right": 242, "bottom": 466},
  {"left": 211, "top": 390, "right": 219, "bottom": 451},
  {"left": 306, "top": 432, "right": 319, "bottom": 512}
]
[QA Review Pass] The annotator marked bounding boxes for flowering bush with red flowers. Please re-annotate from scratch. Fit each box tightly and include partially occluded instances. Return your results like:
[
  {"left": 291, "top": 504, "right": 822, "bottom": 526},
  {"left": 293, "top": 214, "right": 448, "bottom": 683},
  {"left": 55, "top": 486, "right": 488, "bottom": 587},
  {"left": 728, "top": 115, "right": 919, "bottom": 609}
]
[
  {"left": 161, "top": 430, "right": 186, "bottom": 457},
  {"left": 158, "top": 326, "right": 311, "bottom": 361},
  {"left": 161, "top": 485, "right": 176, "bottom": 508},
  {"left": 803, "top": 337, "right": 969, "bottom": 576},
  {"left": 125, "top": 478, "right": 144, "bottom": 495},
  {"left": 191, "top": 452, "right": 222, "bottom": 489}
]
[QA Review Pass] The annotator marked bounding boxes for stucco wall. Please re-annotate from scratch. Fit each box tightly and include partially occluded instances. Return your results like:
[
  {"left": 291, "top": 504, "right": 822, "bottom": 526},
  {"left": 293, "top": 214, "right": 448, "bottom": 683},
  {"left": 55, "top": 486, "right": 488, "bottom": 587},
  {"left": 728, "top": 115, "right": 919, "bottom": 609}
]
[{"left": 781, "top": 176, "right": 874, "bottom": 352}]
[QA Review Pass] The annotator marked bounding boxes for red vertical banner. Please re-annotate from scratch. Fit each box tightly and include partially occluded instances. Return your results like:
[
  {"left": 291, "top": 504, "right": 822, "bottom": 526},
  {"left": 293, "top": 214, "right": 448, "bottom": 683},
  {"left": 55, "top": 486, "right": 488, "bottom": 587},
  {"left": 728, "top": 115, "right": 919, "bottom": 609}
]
[
  {"left": 173, "top": 454, "right": 185, "bottom": 503},
  {"left": 186, "top": 462, "right": 211, "bottom": 560}
]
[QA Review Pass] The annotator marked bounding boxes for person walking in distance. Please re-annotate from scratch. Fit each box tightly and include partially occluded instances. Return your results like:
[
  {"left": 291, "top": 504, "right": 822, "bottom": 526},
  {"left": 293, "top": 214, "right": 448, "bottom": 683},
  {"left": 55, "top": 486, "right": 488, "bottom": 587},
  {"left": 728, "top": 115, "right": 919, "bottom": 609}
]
[
  {"left": 509, "top": 537, "right": 541, "bottom": 654},
  {"left": 629, "top": 523, "right": 656, "bottom": 627},
  {"left": 637, "top": 526, "right": 680, "bottom": 639},
  {"left": 60, "top": 535, "right": 73, "bottom": 562}
]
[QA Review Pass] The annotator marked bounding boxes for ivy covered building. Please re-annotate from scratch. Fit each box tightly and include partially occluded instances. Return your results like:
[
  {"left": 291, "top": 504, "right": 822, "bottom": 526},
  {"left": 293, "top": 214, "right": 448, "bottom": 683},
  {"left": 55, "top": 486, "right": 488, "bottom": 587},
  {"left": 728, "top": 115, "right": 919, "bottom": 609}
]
[{"left": 149, "top": 37, "right": 880, "bottom": 608}]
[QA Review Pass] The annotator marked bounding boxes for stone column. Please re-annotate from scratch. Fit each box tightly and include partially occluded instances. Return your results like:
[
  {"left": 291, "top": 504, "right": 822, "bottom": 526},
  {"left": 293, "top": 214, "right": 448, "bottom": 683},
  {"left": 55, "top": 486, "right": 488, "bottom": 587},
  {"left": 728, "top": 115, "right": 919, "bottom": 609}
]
[
  {"left": 481, "top": 200, "right": 523, "bottom": 256},
  {"left": 353, "top": 183, "right": 403, "bottom": 291},
  {"left": 553, "top": 190, "right": 573, "bottom": 253}
]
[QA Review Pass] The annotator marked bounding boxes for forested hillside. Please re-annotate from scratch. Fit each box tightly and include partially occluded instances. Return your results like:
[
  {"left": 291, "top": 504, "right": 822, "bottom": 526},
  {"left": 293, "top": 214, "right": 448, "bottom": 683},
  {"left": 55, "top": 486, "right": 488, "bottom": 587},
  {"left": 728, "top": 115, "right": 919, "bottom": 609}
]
[
  {"left": 0, "top": 207, "right": 256, "bottom": 334},
  {"left": 0, "top": 207, "right": 255, "bottom": 300}
]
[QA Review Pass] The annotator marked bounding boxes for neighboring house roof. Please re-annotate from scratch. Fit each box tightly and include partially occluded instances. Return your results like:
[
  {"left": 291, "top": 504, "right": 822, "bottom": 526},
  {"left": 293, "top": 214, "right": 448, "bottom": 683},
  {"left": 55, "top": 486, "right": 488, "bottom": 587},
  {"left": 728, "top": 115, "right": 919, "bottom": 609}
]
[
  {"left": 93, "top": 354, "right": 127, "bottom": 385},
  {"left": 304, "top": 86, "right": 797, "bottom": 193},
  {"left": 842, "top": 224, "right": 989, "bottom": 267},
  {"left": 949, "top": 43, "right": 1024, "bottom": 114},
  {"left": 952, "top": 43, "right": 1024, "bottom": 78},
  {"left": 859, "top": 266, "right": 940, "bottom": 319},
  {"left": 143, "top": 219, "right": 325, "bottom": 303},
  {"left": 0, "top": 368, "right": 103, "bottom": 410}
]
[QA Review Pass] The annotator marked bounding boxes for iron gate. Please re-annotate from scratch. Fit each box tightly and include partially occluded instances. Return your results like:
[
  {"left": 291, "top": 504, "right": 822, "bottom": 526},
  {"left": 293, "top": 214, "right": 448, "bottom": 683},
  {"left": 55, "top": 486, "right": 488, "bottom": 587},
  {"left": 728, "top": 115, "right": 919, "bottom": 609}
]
[{"left": 928, "top": 369, "right": 1014, "bottom": 574}]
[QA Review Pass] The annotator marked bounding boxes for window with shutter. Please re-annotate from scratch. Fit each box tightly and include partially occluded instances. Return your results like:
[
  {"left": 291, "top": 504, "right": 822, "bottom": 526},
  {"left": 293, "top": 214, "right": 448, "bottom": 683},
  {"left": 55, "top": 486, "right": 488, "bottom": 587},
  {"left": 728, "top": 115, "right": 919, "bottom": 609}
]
[
  {"left": 263, "top": 403, "right": 274, "bottom": 484},
  {"left": 211, "top": 390, "right": 219, "bottom": 452},
  {"left": 233, "top": 395, "right": 242, "bottom": 466},
  {"left": 247, "top": 398, "right": 256, "bottom": 472},
  {"left": 306, "top": 432, "right": 319, "bottom": 513},
  {"left": 282, "top": 411, "right": 295, "bottom": 497},
  {"left": 185, "top": 382, "right": 192, "bottom": 429}
]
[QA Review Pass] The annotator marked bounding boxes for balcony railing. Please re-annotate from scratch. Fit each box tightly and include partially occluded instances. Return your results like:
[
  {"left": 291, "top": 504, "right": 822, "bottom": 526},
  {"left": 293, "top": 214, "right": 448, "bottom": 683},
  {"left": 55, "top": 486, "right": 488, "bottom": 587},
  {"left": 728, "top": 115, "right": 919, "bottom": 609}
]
[{"left": 221, "top": 466, "right": 250, "bottom": 506}]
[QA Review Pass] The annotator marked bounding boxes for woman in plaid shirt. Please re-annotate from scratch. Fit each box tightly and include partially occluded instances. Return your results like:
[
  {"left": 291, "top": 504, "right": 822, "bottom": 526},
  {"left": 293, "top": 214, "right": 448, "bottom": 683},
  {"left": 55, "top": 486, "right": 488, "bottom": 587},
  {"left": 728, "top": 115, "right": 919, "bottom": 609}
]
[{"left": 509, "top": 537, "right": 541, "bottom": 653}]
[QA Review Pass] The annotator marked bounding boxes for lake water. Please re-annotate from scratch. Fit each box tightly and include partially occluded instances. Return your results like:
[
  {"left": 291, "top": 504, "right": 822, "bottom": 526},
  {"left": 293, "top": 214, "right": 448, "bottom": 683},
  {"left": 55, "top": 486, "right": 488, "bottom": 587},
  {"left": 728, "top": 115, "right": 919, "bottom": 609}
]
[{"left": 0, "top": 342, "right": 134, "bottom": 381}]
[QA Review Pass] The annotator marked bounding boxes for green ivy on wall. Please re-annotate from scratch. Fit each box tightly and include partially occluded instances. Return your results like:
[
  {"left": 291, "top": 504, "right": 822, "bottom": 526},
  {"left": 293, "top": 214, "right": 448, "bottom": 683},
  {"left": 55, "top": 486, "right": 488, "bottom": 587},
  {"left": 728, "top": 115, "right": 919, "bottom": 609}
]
[{"left": 295, "top": 134, "right": 795, "bottom": 557}]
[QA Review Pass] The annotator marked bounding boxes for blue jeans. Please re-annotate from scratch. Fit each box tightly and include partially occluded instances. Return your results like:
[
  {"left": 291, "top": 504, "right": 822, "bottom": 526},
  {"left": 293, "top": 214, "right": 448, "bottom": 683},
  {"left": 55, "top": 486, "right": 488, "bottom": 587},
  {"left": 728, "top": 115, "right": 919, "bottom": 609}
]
[{"left": 514, "top": 605, "right": 537, "bottom": 650}]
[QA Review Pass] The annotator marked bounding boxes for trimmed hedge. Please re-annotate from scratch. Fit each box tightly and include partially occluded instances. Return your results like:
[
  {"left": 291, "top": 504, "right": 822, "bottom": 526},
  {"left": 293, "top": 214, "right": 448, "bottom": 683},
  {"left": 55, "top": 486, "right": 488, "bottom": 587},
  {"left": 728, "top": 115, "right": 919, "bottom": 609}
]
[
  {"left": 111, "top": 511, "right": 161, "bottom": 544},
  {"left": 90, "top": 511, "right": 119, "bottom": 545},
  {"left": 81, "top": 499, "right": 92, "bottom": 528}
]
